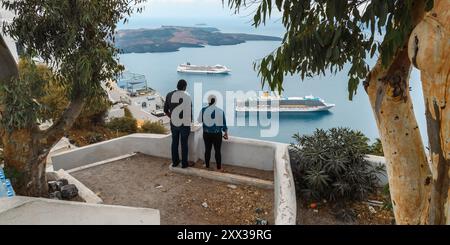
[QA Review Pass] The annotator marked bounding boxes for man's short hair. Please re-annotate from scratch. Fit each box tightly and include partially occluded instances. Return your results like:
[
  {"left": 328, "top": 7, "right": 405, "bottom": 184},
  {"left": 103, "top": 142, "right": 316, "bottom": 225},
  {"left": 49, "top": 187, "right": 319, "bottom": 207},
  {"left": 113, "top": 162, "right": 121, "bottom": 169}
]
[{"left": 177, "top": 79, "right": 187, "bottom": 90}]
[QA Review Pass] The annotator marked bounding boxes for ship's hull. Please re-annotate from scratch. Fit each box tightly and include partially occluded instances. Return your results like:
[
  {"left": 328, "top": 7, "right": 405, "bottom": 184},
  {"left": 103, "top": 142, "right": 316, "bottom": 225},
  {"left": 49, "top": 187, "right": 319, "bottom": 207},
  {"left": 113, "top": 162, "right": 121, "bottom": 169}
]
[
  {"left": 177, "top": 69, "right": 230, "bottom": 74},
  {"left": 235, "top": 104, "right": 335, "bottom": 113},
  {"left": 177, "top": 64, "right": 231, "bottom": 74}
]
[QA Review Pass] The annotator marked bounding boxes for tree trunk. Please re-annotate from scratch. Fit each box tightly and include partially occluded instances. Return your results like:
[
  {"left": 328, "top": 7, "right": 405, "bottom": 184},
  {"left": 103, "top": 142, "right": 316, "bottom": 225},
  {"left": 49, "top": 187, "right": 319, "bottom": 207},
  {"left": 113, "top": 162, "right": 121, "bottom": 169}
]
[
  {"left": 408, "top": 0, "right": 450, "bottom": 224},
  {"left": 1, "top": 33, "right": 86, "bottom": 197},
  {"left": 2, "top": 129, "right": 49, "bottom": 197},
  {"left": 364, "top": 48, "right": 431, "bottom": 224}
]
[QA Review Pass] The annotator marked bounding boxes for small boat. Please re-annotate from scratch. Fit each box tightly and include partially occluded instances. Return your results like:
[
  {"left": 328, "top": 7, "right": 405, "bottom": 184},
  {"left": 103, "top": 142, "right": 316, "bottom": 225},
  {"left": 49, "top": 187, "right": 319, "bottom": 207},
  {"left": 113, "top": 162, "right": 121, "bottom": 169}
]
[
  {"left": 177, "top": 62, "right": 231, "bottom": 74},
  {"left": 235, "top": 92, "right": 335, "bottom": 113}
]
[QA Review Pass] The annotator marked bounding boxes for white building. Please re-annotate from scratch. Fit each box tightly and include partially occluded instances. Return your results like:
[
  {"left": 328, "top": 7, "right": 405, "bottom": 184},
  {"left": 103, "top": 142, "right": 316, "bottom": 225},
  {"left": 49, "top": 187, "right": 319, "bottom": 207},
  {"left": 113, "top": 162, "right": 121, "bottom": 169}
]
[{"left": 0, "top": 7, "right": 18, "bottom": 62}]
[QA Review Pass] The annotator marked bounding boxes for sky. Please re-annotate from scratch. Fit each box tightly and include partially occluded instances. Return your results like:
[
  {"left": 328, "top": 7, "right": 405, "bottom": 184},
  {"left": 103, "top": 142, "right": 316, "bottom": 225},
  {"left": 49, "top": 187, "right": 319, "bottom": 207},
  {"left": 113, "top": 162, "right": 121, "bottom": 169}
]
[
  {"left": 121, "top": 0, "right": 284, "bottom": 35},
  {"left": 139, "top": 0, "right": 236, "bottom": 18},
  {"left": 134, "top": 0, "right": 281, "bottom": 21}
]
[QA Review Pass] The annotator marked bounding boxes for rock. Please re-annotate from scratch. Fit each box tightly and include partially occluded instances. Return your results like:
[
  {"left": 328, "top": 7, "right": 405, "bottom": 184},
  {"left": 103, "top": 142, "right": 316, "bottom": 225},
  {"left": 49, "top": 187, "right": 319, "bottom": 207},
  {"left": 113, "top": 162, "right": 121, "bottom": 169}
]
[
  {"left": 58, "top": 179, "right": 69, "bottom": 186},
  {"left": 227, "top": 184, "right": 237, "bottom": 189},
  {"left": 154, "top": 184, "right": 163, "bottom": 189},
  {"left": 49, "top": 191, "right": 62, "bottom": 200},
  {"left": 256, "top": 218, "right": 268, "bottom": 225},
  {"left": 202, "top": 202, "right": 209, "bottom": 208},
  {"left": 368, "top": 205, "right": 377, "bottom": 214},
  {"left": 48, "top": 181, "right": 59, "bottom": 193},
  {"left": 313, "top": 209, "right": 319, "bottom": 213},
  {"left": 60, "top": 184, "right": 79, "bottom": 199}
]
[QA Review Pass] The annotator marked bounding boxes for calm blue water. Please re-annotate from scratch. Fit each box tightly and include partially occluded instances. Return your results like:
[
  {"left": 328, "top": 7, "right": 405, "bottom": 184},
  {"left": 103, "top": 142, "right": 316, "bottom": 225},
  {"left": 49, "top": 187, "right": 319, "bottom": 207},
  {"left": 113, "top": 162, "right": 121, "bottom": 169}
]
[{"left": 118, "top": 18, "right": 428, "bottom": 145}]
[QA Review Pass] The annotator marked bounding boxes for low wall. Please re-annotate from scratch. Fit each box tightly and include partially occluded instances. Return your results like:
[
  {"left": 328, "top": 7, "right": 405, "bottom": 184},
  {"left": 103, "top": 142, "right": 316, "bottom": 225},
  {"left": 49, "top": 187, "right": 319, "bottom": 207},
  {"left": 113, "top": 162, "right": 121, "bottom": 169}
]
[
  {"left": 51, "top": 129, "right": 296, "bottom": 225},
  {"left": 52, "top": 128, "right": 274, "bottom": 171},
  {"left": 273, "top": 144, "right": 297, "bottom": 225},
  {"left": 365, "top": 155, "right": 388, "bottom": 186}
]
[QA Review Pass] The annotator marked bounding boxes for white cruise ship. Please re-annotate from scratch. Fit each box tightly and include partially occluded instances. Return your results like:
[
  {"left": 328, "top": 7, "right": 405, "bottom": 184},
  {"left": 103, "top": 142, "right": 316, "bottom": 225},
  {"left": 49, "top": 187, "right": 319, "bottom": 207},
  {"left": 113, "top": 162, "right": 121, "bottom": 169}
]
[
  {"left": 235, "top": 92, "right": 335, "bottom": 113},
  {"left": 177, "top": 62, "right": 231, "bottom": 74}
]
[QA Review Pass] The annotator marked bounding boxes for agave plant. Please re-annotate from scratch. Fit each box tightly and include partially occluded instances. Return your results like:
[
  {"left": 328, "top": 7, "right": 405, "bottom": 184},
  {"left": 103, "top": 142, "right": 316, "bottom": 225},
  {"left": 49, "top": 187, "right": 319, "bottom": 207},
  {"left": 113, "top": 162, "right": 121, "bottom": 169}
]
[{"left": 290, "top": 128, "right": 384, "bottom": 203}]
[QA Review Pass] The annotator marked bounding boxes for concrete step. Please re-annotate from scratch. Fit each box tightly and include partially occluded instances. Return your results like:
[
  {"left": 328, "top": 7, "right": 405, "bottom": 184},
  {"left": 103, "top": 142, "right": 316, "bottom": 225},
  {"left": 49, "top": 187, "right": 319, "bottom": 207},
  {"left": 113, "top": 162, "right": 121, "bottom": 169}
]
[{"left": 169, "top": 165, "right": 274, "bottom": 189}]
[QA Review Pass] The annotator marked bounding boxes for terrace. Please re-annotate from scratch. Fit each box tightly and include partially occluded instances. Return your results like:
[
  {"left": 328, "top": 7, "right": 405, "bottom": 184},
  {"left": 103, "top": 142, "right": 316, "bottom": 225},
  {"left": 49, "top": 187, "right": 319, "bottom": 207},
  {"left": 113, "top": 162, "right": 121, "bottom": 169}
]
[{"left": 3, "top": 126, "right": 296, "bottom": 225}]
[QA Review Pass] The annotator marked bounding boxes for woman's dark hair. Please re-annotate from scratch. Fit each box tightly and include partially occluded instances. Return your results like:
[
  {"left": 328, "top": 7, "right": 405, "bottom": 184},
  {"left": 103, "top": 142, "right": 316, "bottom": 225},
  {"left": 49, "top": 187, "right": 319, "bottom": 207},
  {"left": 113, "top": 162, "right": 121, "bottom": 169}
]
[
  {"left": 208, "top": 95, "right": 216, "bottom": 105},
  {"left": 177, "top": 79, "right": 187, "bottom": 90}
]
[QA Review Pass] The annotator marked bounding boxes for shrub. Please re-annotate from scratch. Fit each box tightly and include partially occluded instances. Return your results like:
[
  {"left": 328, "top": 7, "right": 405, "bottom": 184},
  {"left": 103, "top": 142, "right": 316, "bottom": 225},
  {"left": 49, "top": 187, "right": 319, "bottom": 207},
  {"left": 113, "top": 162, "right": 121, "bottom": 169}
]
[
  {"left": 106, "top": 117, "right": 137, "bottom": 133},
  {"left": 140, "top": 121, "right": 167, "bottom": 134},
  {"left": 289, "top": 127, "right": 384, "bottom": 203},
  {"left": 86, "top": 132, "right": 105, "bottom": 144},
  {"left": 124, "top": 107, "right": 133, "bottom": 118},
  {"left": 369, "top": 138, "right": 384, "bottom": 156}
]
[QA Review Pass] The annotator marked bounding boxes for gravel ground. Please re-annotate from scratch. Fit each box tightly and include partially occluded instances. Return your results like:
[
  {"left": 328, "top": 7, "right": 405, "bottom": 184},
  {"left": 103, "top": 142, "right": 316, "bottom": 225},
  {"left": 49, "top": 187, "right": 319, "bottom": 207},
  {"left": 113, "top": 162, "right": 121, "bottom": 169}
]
[{"left": 71, "top": 154, "right": 274, "bottom": 225}]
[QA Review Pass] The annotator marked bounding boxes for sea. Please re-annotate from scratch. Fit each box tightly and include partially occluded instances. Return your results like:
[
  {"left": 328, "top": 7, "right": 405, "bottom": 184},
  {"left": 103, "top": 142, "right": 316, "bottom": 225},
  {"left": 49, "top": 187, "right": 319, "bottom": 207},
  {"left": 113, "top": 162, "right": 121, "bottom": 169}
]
[{"left": 117, "top": 17, "right": 428, "bottom": 145}]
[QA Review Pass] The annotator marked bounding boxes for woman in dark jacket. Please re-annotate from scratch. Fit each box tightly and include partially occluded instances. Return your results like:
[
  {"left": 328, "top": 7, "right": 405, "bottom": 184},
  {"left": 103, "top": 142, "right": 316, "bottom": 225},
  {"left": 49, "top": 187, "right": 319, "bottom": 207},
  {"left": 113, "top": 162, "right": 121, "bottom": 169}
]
[{"left": 197, "top": 95, "right": 228, "bottom": 171}]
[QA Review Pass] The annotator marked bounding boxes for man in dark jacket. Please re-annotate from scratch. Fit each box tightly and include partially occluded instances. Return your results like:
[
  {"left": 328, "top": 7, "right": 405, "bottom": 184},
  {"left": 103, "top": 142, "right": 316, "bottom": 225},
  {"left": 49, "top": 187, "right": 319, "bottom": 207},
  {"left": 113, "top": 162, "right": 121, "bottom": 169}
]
[{"left": 164, "top": 79, "right": 192, "bottom": 168}]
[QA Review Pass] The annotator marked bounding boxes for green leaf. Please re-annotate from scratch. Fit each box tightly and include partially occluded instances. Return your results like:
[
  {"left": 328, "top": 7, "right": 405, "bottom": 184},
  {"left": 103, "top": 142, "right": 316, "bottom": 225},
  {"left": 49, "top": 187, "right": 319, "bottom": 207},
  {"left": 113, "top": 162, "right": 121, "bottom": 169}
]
[{"left": 425, "top": 0, "right": 434, "bottom": 11}]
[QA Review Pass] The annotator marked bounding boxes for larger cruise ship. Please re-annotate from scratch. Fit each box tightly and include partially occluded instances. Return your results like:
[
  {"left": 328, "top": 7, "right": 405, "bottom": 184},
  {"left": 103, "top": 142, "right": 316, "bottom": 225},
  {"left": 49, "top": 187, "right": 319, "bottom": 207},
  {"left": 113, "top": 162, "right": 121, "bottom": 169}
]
[
  {"left": 177, "top": 62, "right": 231, "bottom": 74},
  {"left": 235, "top": 92, "right": 335, "bottom": 113}
]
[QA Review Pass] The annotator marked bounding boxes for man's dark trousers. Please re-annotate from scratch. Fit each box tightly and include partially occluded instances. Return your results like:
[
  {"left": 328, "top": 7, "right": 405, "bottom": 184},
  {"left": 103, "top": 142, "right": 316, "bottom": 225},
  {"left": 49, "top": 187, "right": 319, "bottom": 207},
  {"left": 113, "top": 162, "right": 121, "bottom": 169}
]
[{"left": 171, "top": 124, "right": 190, "bottom": 168}]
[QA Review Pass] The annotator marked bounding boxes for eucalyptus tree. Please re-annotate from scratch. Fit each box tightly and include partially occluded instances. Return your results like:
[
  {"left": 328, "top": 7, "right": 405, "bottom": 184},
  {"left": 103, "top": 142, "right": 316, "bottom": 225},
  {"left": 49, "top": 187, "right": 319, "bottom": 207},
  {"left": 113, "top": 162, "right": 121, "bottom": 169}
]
[
  {"left": 226, "top": 0, "right": 449, "bottom": 224},
  {"left": 0, "top": 0, "right": 145, "bottom": 197}
]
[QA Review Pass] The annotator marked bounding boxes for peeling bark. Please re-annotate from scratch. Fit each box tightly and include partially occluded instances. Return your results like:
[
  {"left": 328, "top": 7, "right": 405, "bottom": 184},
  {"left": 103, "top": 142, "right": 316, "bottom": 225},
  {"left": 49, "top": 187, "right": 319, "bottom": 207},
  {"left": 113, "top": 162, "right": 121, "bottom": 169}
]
[
  {"left": 408, "top": 0, "right": 450, "bottom": 224},
  {"left": 365, "top": 49, "right": 431, "bottom": 224}
]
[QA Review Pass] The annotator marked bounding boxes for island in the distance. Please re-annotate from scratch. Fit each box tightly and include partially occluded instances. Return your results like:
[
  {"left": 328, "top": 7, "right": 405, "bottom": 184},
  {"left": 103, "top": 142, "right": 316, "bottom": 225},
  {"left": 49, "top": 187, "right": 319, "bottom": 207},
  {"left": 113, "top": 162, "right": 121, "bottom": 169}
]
[{"left": 115, "top": 26, "right": 282, "bottom": 53}]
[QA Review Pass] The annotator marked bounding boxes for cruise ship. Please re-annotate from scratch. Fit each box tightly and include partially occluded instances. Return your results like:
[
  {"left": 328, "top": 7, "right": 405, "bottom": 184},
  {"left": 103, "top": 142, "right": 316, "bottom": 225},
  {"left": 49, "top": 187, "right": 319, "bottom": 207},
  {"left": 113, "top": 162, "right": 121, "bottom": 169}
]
[
  {"left": 235, "top": 92, "right": 335, "bottom": 113},
  {"left": 177, "top": 63, "right": 231, "bottom": 74}
]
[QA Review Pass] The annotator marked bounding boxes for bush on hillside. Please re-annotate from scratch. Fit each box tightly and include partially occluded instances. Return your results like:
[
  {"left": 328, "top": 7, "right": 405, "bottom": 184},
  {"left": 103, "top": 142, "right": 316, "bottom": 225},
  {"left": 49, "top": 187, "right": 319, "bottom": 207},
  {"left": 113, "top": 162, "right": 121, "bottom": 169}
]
[
  {"left": 106, "top": 117, "right": 137, "bottom": 133},
  {"left": 124, "top": 107, "right": 133, "bottom": 118},
  {"left": 289, "top": 127, "right": 384, "bottom": 203},
  {"left": 140, "top": 121, "right": 167, "bottom": 134}
]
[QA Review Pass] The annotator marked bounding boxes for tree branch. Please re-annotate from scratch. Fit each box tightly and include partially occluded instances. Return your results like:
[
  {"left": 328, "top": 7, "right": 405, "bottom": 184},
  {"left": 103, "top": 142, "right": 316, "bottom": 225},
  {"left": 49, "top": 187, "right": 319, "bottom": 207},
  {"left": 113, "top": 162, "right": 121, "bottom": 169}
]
[{"left": 40, "top": 95, "right": 86, "bottom": 148}]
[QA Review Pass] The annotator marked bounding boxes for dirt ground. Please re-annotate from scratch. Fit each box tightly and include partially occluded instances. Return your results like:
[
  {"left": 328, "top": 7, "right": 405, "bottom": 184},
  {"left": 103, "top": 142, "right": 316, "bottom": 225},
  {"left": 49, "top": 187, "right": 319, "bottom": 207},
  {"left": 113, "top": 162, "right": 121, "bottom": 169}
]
[
  {"left": 296, "top": 197, "right": 395, "bottom": 225},
  {"left": 71, "top": 154, "right": 274, "bottom": 225}
]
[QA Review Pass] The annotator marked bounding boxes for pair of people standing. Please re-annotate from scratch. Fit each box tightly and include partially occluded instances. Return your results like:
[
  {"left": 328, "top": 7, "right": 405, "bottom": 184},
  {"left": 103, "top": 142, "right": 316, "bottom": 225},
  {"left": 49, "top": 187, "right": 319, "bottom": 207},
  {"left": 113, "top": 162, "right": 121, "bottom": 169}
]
[{"left": 164, "top": 80, "right": 228, "bottom": 170}]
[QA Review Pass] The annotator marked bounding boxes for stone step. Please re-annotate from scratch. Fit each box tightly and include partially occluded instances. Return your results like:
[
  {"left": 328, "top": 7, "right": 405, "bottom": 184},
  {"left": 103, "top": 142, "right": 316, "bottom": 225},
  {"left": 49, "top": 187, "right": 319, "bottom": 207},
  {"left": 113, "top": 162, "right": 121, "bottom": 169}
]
[{"left": 169, "top": 165, "right": 274, "bottom": 189}]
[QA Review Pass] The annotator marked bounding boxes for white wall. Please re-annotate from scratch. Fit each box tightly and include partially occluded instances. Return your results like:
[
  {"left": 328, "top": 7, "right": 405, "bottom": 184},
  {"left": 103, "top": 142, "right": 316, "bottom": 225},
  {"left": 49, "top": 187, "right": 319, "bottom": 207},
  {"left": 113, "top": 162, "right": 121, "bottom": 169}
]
[
  {"left": 0, "top": 8, "right": 18, "bottom": 62},
  {"left": 52, "top": 127, "right": 275, "bottom": 171}
]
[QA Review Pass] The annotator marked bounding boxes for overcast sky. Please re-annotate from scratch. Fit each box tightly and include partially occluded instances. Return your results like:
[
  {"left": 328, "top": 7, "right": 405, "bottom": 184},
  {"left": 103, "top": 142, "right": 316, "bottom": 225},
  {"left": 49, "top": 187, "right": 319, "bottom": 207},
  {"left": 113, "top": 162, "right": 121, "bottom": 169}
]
[{"left": 137, "top": 0, "right": 281, "bottom": 19}]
